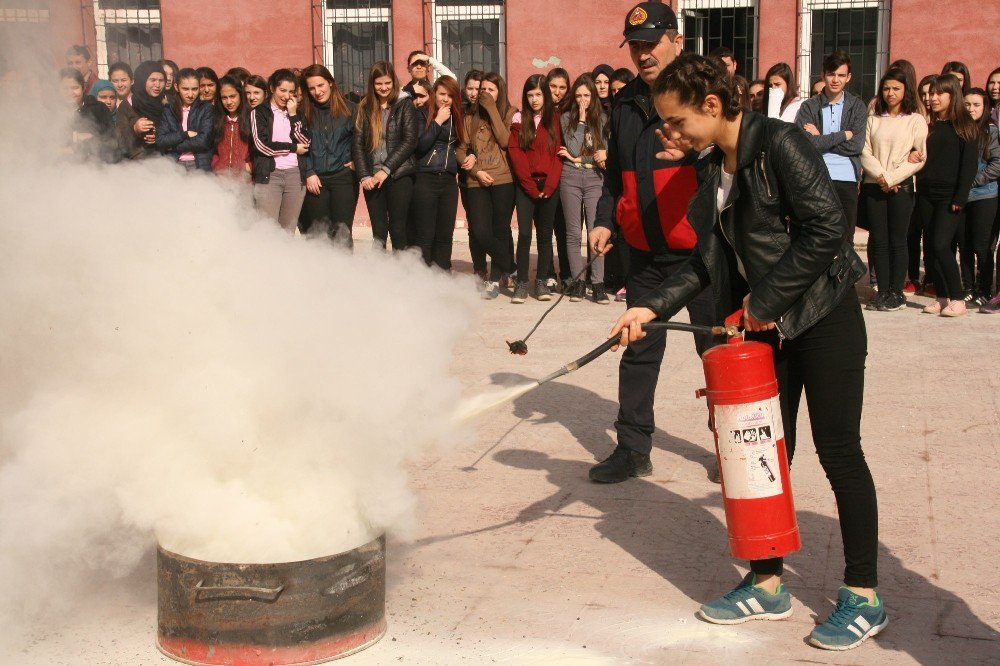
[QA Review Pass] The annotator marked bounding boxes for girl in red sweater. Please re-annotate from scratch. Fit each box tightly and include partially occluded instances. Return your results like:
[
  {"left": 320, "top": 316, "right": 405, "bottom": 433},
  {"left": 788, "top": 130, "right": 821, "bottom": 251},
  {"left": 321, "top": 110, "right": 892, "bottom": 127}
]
[
  {"left": 508, "top": 74, "right": 563, "bottom": 303},
  {"left": 212, "top": 75, "right": 252, "bottom": 179}
]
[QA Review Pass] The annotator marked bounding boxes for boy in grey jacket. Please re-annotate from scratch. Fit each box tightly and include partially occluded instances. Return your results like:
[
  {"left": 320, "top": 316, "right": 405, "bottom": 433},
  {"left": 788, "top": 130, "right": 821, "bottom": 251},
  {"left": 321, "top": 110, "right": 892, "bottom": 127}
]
[{"left": 795, "top": 50, "right": 868, "bottom": 243}]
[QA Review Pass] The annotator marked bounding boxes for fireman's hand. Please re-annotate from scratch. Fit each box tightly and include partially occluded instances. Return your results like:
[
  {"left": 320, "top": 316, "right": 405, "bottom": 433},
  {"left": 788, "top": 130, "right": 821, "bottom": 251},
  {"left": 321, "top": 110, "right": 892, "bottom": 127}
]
[
  {"left": 609, "top": 307, "right": 657, "bottom": 351},
  {"left": 742, "top": 294, "right": 776, "bottom": 333}
]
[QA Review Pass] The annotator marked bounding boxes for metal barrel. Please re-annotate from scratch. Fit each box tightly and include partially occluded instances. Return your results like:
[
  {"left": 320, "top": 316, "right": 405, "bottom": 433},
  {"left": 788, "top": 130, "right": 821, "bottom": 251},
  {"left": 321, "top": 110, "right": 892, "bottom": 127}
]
[{"left": 157, "top": 535, "right": 386, "bottom": 666}]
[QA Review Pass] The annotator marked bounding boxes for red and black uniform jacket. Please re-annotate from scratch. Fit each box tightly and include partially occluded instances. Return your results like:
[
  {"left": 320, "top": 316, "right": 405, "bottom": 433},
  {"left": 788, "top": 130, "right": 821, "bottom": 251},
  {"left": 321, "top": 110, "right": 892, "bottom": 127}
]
[{"left": 595, "top": 77, "right": 698, "bottom": 257}]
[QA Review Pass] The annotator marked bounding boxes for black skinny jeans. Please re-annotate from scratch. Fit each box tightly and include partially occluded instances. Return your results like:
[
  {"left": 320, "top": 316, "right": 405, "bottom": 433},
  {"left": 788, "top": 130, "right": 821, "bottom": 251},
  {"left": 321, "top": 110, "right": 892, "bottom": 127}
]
[
  {"left": 514, "top": 185, "right": 559, "bottom": 284},
  {"left": 460, "top": 184, "right": 488, "bottom": 276},
  {"left": 961, "top": 197, "right": 998, "bottom": 296},
  {"left": 748, "top": 291, "right": 878, "bottom": 588},
  {"left": 412, "top": 172, "right": 459, "bottom": 270},
  {"left": 465, "top": 183, "right": 516, "bottom": 281},
  {"left": 862, "top": 183, "right": 915, "bottom": 293},
  {"left": 364, "top": 174, "right": 414, "bottom": 251},
  {"left": 918, "top": 193, "right": 965, "bottom": 300},
  {"left": 617, "top": 248, "right": 716, "bottom": 456},
  {"left": 299, "top": 169, "right": 359, "bottom": 247},
  {"left": 833, "top": 181, "right": 859, "bottom": 244}
]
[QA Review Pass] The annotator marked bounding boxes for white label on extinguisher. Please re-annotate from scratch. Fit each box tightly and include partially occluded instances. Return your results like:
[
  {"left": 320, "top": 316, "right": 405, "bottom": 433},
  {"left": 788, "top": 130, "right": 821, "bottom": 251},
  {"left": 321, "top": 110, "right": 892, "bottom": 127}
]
[{"left": 713, "top": 396, "right": 785, "bottom": 500}]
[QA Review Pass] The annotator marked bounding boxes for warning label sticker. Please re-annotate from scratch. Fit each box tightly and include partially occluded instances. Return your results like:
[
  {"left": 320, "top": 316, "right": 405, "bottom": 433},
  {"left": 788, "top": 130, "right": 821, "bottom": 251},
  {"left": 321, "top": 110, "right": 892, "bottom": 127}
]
[{"left": 713, "top": 396, "right": 785, "bottom": 499}]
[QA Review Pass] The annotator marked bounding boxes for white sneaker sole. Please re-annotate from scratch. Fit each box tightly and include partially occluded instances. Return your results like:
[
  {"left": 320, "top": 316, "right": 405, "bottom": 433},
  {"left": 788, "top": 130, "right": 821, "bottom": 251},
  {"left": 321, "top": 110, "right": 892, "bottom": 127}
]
[
  {"left": 809, "top": 615, "right": 889, "bottom": 650},
  {"left": 698, "top": 606, "right": 793, "bottom": 625}
]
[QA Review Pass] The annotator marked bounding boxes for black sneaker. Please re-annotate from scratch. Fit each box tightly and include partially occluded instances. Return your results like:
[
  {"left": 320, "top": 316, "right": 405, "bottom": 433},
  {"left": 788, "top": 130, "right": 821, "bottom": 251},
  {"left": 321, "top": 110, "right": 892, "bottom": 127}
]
[
  {"left": 535, "top": 279, "right": 553, "bottom": 301},
  {"left": 865, "top": 291, "right": 887, "bottom": 311},
  {"left": 878, "top": 291, "right": 906, "bottom": 311},
  {"left": 589, "top": 445, "right": 653, "bottom": 483},
  {"left": 592, "top": 282, "right": 610, "bottom": 304},
  {"left": 569, "top": 280, "right": 585, "bottom": 303},
  {"left": 511, "top": 282, "right": 528, "bottom": 304}
]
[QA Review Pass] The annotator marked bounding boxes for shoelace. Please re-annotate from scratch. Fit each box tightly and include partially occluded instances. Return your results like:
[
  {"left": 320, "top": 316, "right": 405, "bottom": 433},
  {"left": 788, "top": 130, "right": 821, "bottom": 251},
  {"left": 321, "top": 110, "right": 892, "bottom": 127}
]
[
  {"left": 825, "top": 595, "right": 865, "bottom": 628},
  {"left": 721, "top": 582, "right": 755, "bottom": 603}
]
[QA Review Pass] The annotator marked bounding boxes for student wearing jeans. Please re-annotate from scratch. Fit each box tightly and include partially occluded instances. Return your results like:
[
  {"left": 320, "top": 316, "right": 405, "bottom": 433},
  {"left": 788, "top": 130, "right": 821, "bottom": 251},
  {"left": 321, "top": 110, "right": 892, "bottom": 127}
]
[
  {"left": 916, "top": 74, "right": 980, "bottom": 317},
  {"left": 300, "top": 64, "right": 359, "bottom": 247},
  {"left": 352, "top": 61, "right": 419, "bottom": 251},
  {"left": 508, "top": 74, "right": 563, "bottom": 303},
  {"left": 456, "top": 72, "right": 517, "bottom": 299},
  {"left": 795, "top": 50, "right": 867, "bottom": 243},
  {"left": 559, "top": 74, "right": 610, "bottom": 303},
  {"left": 859, "top": 67, "right": 927, "bottom": 311},
  {"left": 960, "top": 88, "right": 1000, "bottom": 306},
  {"left": 412, "top": 76, "right": 464, "bottom": 270},
  {"left": 613, "top": 54, "right": 881, "bottom": 652},
  {"left": 249, "top": 69, "right": 311, "bottom": 232}
]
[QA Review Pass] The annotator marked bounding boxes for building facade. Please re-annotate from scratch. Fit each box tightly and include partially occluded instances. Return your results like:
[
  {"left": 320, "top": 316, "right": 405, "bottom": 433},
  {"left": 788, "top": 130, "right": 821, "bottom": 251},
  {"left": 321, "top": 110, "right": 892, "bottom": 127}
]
[{"left": 7, "top": 0, "right": 998, "bottom": 102}]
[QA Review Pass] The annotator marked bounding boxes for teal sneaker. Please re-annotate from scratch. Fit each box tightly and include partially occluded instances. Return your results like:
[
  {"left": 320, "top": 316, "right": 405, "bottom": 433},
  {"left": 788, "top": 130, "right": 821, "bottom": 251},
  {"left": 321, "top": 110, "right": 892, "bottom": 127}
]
[
  {"left": 809, "top": 587, "right": 888, "bottom": 650},
  {"left": 698, "top": 573, "right": 793, "bottom": 624}
]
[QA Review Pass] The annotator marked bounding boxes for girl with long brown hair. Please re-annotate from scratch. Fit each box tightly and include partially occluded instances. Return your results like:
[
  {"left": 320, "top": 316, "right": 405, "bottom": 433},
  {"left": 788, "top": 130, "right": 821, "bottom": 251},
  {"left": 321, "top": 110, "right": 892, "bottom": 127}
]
[
  {"left": 508, "top": 74, "right": 563, "bottom": 303},
  {"left": 300, "top": 64, "right": 358, "bottom": 246},
  {"left": 764, "top": 62, "right": 801, "bottom": 122},
  {"left": 351, "top": 61, "right": 418, "bottom": 251},
  {"left": 456, "top": 72, "right": 518, "bottom": 298},
  {"left": 558, "top": 74, "right": 610, "bottom": 303},
  {"left": 916, "top": 74, "right": 981, "bottom": 316},
  {"left": 412, "top": 76, "right": 465, "bottom": 270}
]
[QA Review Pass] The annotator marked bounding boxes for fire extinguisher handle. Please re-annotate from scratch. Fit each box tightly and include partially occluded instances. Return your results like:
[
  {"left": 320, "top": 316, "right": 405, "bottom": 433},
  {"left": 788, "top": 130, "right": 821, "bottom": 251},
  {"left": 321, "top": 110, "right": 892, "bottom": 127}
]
[{"left": 725, "top": 309, "right": 744, "bottom": 329}]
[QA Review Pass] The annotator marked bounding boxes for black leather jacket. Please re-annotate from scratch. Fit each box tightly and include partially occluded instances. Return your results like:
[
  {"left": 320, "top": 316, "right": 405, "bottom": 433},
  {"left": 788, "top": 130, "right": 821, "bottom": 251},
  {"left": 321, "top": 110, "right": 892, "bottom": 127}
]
[
  {"left": 637, "top": 111, "right": 866, "bottom": 340},
  {"left": 351, "top": 95, "right": 418, "bottom": 180}
]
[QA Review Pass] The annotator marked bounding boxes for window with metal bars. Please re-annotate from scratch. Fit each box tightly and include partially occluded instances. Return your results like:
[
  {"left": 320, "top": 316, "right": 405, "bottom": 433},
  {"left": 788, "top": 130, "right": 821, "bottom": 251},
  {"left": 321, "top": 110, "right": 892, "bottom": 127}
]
[
  {"left": 322, "top": 0, "right": 392, "bottom": 102},
  {"left": 799, "top": 0, "right": 889, "bottom": 102},
  {"left": 92, "top": 0, "right": 162, "bottom": 78},
  {"left": 0, "top": 2, "right": 51, "bottom": 77},
  {"left": 431, "top": 0, "right": 505, "bottom": 79},
  {"left": 678, "top": 0, "right": 758, "bottom": 79}
]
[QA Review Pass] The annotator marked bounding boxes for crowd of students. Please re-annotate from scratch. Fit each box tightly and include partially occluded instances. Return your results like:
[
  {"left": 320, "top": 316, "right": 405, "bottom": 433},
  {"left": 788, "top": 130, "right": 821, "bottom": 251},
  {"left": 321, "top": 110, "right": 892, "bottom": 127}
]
[{"left": 58, "top": 42, "right": 1000, "bottom": 315}]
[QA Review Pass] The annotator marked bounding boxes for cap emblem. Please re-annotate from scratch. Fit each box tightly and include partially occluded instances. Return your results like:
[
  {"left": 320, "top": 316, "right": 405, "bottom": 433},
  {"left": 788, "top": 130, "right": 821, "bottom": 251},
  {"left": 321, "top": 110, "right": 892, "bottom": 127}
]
[{"left": 628, "top": 6, "right": 648, "bottom": 26}]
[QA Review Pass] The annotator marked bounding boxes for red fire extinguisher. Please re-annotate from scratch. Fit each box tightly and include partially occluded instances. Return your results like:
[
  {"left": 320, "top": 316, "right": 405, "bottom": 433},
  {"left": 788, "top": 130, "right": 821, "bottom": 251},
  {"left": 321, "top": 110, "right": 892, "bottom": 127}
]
[{"left": 697, "top": 309, "right": 801, "bottom": 561}]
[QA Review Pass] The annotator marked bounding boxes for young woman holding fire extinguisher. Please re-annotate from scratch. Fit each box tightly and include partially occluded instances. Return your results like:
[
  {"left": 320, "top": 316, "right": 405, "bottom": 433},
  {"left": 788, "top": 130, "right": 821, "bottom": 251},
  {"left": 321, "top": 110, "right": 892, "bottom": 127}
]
[{"left": 599, "top": 54, "right": 883, "bottom": 651}]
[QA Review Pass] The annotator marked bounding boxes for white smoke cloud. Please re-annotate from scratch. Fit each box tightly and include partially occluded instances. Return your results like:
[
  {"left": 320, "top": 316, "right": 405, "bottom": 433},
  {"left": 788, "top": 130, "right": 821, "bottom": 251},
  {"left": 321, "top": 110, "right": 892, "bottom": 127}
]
[{"left": 0, "top": 100, "right": 477, "bottom": 637}]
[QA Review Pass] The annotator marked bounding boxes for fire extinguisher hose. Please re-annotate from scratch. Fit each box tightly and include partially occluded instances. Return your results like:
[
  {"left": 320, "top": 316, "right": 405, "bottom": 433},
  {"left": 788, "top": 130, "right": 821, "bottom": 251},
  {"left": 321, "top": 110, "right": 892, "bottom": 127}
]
[{"left": 536, "top": 321, "right": 733, "bottom": 386}]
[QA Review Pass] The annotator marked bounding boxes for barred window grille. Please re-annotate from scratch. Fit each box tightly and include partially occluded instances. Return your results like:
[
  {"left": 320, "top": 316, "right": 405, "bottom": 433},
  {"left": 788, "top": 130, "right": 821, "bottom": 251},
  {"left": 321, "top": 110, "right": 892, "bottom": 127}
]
[
  {"left": 0, "top": 1, "right": 51, "bottom": 76},
  {"left": 93, "top": 0, "right": 162, "bottom": 78},
  {"left": 678, "top": 0, "right": 758, "bottom": 80},
  {"left": 323, "top": 0, "right": 392, "bottom": 102},
  {"left": 432, "top": 0, "right": 505, "bottom": 80},
  {"left": 799, "top": 0, "right": 890, "bottom": 102}
]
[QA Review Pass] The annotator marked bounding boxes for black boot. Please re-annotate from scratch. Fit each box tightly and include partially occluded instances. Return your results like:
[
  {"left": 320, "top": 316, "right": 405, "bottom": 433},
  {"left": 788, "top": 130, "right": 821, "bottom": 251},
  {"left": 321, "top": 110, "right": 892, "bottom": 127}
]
[{"left": 589, "top": 445, "right": 653, "bottom": 483}]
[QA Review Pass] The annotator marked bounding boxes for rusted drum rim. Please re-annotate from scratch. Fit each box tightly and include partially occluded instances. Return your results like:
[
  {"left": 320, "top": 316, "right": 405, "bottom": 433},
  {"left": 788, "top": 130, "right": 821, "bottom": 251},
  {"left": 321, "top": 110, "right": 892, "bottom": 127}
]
[{"left": 157, "top": 535, "right": 386, "bottom": 666}]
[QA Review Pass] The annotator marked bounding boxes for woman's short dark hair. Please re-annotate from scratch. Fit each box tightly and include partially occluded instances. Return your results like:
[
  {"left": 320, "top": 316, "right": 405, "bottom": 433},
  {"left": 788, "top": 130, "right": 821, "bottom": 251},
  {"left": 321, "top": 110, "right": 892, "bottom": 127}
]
[
  {"left": 611, "top": 68, "right": 634, "bottom": 86},
  {"left": 941, "top": 61, "right": 971, "bottom": 93},
  {"left": 174, "top": 67, "right": 199, "bottom": 84},
  {"left": 108, "top": 61, "right": 133, "bottom": 79},
  {"left": 874, "top": 67, "right": 918, "bottom": 116},
  {"left": 268, "top": 68, "right": 298, "bottom": 91},
  {"left": 463, "top": 69, "right": 484, "bottom": 86},
  {"left": 225, "top": 67, "right": 251, "bottom": 85},
  {"left": 651, "top": 53, "right": 741, "bottom": 120},
  {"left": 196, "top": 66, "right": 219, "bottom": 85}
]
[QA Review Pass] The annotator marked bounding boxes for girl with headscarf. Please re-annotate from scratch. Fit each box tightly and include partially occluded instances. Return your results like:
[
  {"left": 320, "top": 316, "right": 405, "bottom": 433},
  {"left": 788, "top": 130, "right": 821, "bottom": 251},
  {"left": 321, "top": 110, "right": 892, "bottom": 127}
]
[
  {"left": 117, "top": 60, "right": 167, "bottom": 159},
  {"left": 592, "top": 64, "right": 615, "bottom": 112}
]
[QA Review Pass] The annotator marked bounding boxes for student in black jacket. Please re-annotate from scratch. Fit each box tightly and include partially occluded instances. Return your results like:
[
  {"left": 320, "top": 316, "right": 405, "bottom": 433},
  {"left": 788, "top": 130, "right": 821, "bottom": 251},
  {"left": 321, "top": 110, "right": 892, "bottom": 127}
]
[
  {"left": 300, "top": 64, "right": 358, "bottom": 247},
  {"left": 412, "top": 76, "right": 464, "bottom": 270},
  {"left": 156, "top": 68, "right": 215, "bottom": 171},
  {"left": 916, "top": 74, "right": 981, "bottom": 317},
  {"left": 352, "top": 61, "right": 418, "bottom": 251},
  {"left": 249, "top": 69, "right": 311, "bottom": 232},
  {"left": 610, "top": 54, "right": 882, "bottom": 652}
]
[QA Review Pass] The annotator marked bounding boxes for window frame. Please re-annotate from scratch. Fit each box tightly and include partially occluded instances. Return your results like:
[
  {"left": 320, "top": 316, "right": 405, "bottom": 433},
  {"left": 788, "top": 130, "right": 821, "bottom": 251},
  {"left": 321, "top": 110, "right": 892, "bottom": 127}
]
[
  {"left": 322, "top": 1, "right": 392, "bottom": 85},
  {"left": 92, "top": 0, "right": 162, "bottom": 78},
  {"left": 431, "top": 0, "right": 506, "bottom": 79},
  {"left": 677, "top": 0, "right": 758, "bottom": 79},
  {"left": 797, "top": 0, "right": 890, "bottom": 100}
]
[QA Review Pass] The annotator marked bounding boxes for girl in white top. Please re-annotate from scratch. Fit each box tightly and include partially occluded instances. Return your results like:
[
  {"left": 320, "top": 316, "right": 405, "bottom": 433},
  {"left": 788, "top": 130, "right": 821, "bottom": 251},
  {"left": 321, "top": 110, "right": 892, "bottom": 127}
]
[
  {"left": 859, "top": 67, "right": 928, "bottom": 311},
  {"left": 764, "top": 62, "right": 802, "bottom": 123}
]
